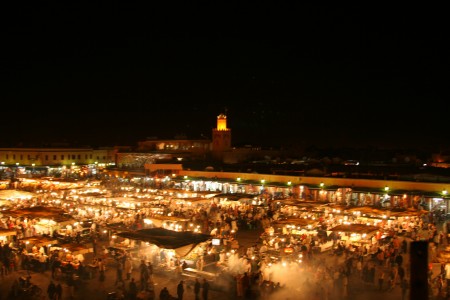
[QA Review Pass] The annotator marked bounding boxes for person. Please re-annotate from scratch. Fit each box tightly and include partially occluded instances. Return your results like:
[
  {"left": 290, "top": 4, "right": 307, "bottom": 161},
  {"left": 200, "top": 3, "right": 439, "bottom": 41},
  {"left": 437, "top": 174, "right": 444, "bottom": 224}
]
[
  {"left": 401, "top": 278, "right": 409, "bottom": 300},
  {"left": 124, "top": 256, "right": 133, "bottom": 280},
  {"left": 115, "top": 260, "right": 124, "bottom": 285},
  {"left": 196, "top": 256, "right": 204, "bottom": 271},
  {"left": 194, "top": 278, "right": 201, "bottom": 300},
  {"left": 401, "top": 239, "right": 407, "bottom": 253},
  {"left": 202, "top": 278, "right": 210, "bottom": 300},
  {"left": 181, "top": 260, "right": 188, "bottom": 270},
  {"left": 341, "top": 273, "right": 348, "bottom": 298},
  {"left": 139, "top": 260, "right": 149, "bottom": 291},
  {"left": 378, "top": 271, "right": 385, "bottom": 291},
  {"left": 147, "top": 262, "right": 154, "bottom": 280},
  {"left": 99, "top": 266, "right": 106, "bottom": 290},
  {"left": 55, "top": 282, "right": 63, "bottom": 300},
  {"left": 47, "top": 280, "right": 56, "bottom": 300},
  {"left": 10, "top": 277, "right": 20, "bottom": 298},
  {"left": 177, "top": 280, "right": 184, "bottom": 300},
  {"left": 129, "top": 278, "right": 138, "bottom": 300},
  {"left": 67, "top": 272, "right": 76, "bottom": 298},
  {"left": 159, "top": 286, "right": 170, "bottom": 300}
]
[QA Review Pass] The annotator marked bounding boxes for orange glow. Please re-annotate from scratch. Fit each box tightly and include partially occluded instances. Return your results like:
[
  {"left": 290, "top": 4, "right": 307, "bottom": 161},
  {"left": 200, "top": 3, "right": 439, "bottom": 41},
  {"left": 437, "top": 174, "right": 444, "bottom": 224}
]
[
  {"left": 216, "top": 114, "right": 228, "bottom": 131},
  {"left": 284, "top": 247, "right": 294, "bottom": 253}
]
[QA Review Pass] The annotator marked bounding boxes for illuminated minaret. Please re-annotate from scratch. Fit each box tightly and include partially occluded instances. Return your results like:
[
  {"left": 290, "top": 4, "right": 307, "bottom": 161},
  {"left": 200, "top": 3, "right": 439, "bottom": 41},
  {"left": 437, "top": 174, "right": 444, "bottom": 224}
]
[{"left": 212, "top": 113, "right": 231, "bottom": 159}]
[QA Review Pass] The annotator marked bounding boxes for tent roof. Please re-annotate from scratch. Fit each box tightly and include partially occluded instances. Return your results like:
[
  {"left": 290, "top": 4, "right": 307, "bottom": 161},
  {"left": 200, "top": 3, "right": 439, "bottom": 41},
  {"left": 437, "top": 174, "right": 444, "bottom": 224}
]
[
  {"left": 148, "top": 215, "right": 191, "bottom": 222},
  {"left": 116, "top": 228, "right": 211, "bottom": 250},
  {"left": 0, "top": 228, "right": 17, "bottom": 236},
  {"left": 19, "top": 236, "right": 58, "bottom": 247},
  {"left": 105, "top": 222, "right": 131, "bottom": 233},
  {"left": 329, "top": 224, "right": 380, "bottom": 234},
  {"left": 1, "top": 206, "right": 74, "bottom": 223},
  {"left": 214, "top": 193, "right": 256, "bottom": 201},
  {"left": 273, "top": 218, "right": 319, "bottom": 227},
  {"left": 0, "top": 189, "right": 36, "bottom": 200},
  {"left": 277, "top": 199, "right": 330, "bottom": 208},
  {"left": 56, "top": 243, "right": 93, "bottom": 255}
]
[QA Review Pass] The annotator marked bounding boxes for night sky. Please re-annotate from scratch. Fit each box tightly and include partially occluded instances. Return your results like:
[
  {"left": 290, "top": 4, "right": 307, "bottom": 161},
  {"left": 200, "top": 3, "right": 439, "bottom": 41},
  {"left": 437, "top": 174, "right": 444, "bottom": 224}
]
[{"left": 1, "top": 3, "right": 446, "bottom": 150}]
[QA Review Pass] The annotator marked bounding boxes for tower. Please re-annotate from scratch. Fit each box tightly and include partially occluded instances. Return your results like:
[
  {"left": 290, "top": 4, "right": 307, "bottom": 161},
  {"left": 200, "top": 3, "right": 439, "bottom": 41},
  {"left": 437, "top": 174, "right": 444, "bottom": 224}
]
[{"left": 212, "top": 113, "right": 231, "bottom": 160}]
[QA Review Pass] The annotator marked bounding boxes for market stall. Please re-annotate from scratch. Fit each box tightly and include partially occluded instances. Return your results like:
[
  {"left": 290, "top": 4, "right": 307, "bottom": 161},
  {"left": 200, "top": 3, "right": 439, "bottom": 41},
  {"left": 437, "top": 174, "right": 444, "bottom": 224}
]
[
  {"left": 0, "top": 228, "right": 16, "bottom": 244},
  {"left": 271, "top": 218, "right": 320, "bottom": 234},
  {"left": 1, "top": 206, "right": 75, "bottom": 235},
  {"left": 18, "top": 235, "right": 58, "bottom": 272},
  {"left": 0, "top": 180, "right": 9, "bottom": 190},
  {"left": 19, "top": 235, "right": 58, "bottom": 248},
  {"left": 117, "top": 227, "right": 211, "bottom": 256},
  {"left": 0, "top": 189, "right": 37, "bottom": 200},
  {"left": 144, "top": 215, "right": 192, "bottom": 231},
  {"left": 116, "top": 227, "right": 212, "bottom": 271},
  {"left": 328, "top": 223, "right": 380, "bottom": 248},
  {"left": 0, "top": 199, "right": 13, "bottom": 210},
  {"left": 51, "top": 242, "right": 93, "bottom": 268}
]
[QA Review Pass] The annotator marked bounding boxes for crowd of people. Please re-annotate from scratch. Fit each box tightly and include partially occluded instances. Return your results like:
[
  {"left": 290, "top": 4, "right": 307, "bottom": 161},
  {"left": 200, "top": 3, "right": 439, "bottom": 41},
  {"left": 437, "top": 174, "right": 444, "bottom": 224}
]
[{"left": 1, "top": 176, "right": 449, "bottom": 299}]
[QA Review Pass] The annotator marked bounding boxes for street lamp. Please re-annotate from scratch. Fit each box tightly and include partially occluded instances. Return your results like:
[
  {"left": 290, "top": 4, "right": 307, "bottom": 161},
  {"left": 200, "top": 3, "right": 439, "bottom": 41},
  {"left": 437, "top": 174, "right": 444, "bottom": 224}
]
[
  {"left": 382, "top": 186, "right": 390, "bottom": 207},
  {"left": 236, "top": 178, "right": 241, "bottom": 193},
  {"left": 443, "top": 189, "right": 448, "bottom": 215},
  {"left": 319, "top": 182, "right": 325, "bottom": 201}
]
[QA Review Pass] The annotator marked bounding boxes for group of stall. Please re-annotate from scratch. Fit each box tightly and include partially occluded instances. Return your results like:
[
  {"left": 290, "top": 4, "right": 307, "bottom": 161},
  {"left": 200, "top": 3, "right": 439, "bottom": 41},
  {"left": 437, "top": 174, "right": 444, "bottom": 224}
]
[
  {"left": 0, "top": 176, "right": 434, "bottom": 293},
  {"left": 0, "top": 205, "right": 94, "bottom": 273}
]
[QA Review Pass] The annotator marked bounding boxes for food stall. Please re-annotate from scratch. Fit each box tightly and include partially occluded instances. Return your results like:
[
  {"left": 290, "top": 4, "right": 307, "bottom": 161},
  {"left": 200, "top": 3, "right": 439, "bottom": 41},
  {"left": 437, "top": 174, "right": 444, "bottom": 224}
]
[
  {"left": 116, "top": 227, "right": 212, "bottom": 271},
  {"left": 19, "top": 235, "right": 58, "bottom": 248},
  {"left": 0, "top": 228, "right": 17, "bottom": 244},
  {"left": 0, "top": 180, "right": 9, "bottom": 190},
  {"left": 0, "top": 199, "right": 13, "bottom": 210},
  {"left": 51, "top": 242, "right": 94, "bottom": 269},
  {"left": 19, "top": 235, "right": 58, "bottom": 272},
  {"left": 1, "top": 206, "right": 75, "bottom": 236},
  {"left": 144, "top": 215, "right": 192, "bottom": 231},
  {"left": 0, "top": 189, "right": 37, "bottom": 201},
  {"left": 271, "top": 218, "right": 320, "bottom": 235},
  {"left": 328, "top": 224, "right": 380, "bottom": 248}
]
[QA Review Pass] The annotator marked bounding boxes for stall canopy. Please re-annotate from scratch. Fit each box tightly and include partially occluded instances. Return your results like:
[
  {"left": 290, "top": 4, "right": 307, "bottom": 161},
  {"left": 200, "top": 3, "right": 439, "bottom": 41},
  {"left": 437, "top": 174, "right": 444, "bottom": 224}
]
[
  {"left": 19, "top": 236, "right": 58, "bottom": 247},
  {"left": 0, "top": 189, "right": 37, "bottom": 200},
  {"left": 55, "top": 243, "right": 93, "bottom": 255},
  {"left": 272, "top": 218, "right": 319, "bottom": 228},
  {"left": 346, "top": 206, "right": 429, "bottom": 219},
  {"left": 389, "top": 208, "right": 430, "bottom": 218},
  {"left": 146, "top": 215, "right": 191, "bottom": 228},
  {"left": 1, "top": 206, "right": 74, "bottom": 225},
  {"left": 117, "top": 228, "right": 211, "bottom": 257},
  {"left": 105, "top": 222, "right": 131, "bottom": 233},
  {"left": 0, "top": 228, "right": 17, "bottom": 237},
  {"left": 329, "top": 224, "right": 380, "bottom": 235},
  {"left": 214, "top": 193, "right": 256, "bottom": 201},
  {"left": 277, "top": 199, "right": 329, "bottom": 208},
  {"left": 0, "top": 199, "right": 13, "bottom": 209}
]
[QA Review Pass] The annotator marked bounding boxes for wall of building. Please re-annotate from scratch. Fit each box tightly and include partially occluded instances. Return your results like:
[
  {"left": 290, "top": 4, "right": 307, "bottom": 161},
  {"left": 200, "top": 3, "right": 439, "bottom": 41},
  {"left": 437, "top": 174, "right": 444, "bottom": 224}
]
[
  {"left": 176, "top": 170, "right": 449, "bottom": 195},
  {"left": 0, "top": 148, "right": 115, "bottom": 166}
]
